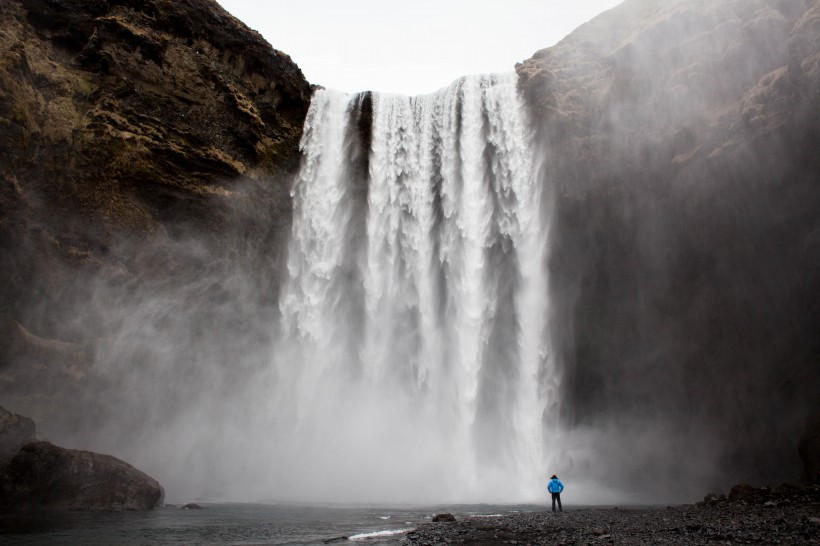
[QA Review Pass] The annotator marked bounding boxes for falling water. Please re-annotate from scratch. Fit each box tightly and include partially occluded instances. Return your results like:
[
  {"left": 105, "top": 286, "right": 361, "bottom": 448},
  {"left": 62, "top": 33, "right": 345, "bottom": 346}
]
[{"left": 273, "top": 73, "right": 554, "bottom": 503}]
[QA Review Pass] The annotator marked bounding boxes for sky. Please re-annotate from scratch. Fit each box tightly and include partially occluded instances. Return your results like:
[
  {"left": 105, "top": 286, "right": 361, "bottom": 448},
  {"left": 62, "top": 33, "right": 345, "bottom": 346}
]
[{"left": 215, "top": 0, "right": 624, "bottom": 96}]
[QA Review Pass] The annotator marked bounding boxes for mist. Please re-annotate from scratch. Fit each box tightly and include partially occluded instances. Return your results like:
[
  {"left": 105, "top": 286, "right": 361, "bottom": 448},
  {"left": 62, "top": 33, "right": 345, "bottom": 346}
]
[
  {"left": 522, "top": 0, "right": 820, "bottom": 500},
  {"left": 1, "top": 0, "right": 818, "bottom": 507}
]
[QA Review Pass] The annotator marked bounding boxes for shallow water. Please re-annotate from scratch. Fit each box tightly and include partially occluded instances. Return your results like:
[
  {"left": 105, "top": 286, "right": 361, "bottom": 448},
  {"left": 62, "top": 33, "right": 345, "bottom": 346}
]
[{"left": 0, "top": 503, "right": 543, "bottom": 545}]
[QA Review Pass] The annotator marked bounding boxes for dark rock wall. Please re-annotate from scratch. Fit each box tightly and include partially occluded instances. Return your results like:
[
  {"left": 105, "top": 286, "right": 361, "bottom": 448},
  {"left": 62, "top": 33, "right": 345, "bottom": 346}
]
[
  {"left": 0, "top": 0, "right": 311, "bottom": 426},
  {"left": 1, "top": 0, "right": 818, "bottom": 502},
  {"left": 0, "top": 406, "right": 36, "bottom": 470},
  {"left": 0, "top": 440, "right": 164, "bottom": 511},
  {"left": 518, "top": 0, "right": 820, "bottom": 495}
]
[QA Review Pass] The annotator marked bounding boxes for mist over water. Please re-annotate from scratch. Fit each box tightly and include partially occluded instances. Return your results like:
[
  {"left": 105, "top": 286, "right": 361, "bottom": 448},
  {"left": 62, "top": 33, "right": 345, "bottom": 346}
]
[
  {"left": 272, "top": 74, "right": 553, "bottom": 503},
  {"left": 4, "top": 1, "right": 815, "bottom": 509},
  {"left": 2, "top": 72, "right": 591, "bottom": 507}
]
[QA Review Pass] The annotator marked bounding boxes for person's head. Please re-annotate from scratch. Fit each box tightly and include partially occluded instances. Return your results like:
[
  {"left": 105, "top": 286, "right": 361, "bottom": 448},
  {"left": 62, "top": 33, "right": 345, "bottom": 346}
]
[{"left": 550, "top": 475, "right": 557, "bottom": 479}]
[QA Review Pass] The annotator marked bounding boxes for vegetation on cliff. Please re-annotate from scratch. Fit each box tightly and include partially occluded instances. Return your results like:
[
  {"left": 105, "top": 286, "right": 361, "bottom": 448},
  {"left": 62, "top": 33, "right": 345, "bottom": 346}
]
[{"left": 0, "top": 0, "right": 312, "bottom": 433}]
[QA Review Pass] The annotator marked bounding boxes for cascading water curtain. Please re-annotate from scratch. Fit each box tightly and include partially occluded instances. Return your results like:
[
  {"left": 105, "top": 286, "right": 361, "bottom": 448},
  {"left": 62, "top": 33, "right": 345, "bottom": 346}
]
[{"left": 273, "top": 73, "right": 555, "bottom": 503}]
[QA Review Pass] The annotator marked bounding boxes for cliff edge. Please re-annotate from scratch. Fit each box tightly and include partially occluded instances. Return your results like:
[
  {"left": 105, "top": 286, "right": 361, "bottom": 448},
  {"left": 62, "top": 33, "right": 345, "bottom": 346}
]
[{"left": 517, "top": 0, "right": 820, "bottom": 497}]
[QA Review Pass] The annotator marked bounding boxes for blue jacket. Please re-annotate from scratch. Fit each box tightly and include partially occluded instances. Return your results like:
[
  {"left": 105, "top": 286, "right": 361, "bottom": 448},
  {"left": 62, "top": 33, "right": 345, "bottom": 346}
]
[{"left": 548, "top": 478, "right": 564, "bottom": 494}]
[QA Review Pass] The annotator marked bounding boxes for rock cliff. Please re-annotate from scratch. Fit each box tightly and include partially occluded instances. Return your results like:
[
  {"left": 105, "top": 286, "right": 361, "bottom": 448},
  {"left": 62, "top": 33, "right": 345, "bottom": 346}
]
[
  {"left": 1, "top": 0, "right": 818, "bottom": 504},
  {"left": 0, "top": 406, "right": 163, "bottom": 511},
  {"left": 0, "top": 441, "right": 164, "bottom": 511},
  {"left": 0, "top": 406, "right": 35, "bottom": 470},
  {"left": 517, "top": 0, "right": 820, "bottom": 496},
  {"left": 0, "top": 0, "right": 311, "bottom": 425}
]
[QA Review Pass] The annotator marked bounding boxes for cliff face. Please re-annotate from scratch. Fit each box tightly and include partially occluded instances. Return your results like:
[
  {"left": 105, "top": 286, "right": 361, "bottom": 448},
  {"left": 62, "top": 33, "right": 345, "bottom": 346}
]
[
  {"left": 518, "top": 0, "right": 820, "bottom": 495},
  {"left": 2, "top": 0, "right": 819, "bottom": 502},
  {"left": 0, "top": 0, "right": 310, "bottom": 431}
]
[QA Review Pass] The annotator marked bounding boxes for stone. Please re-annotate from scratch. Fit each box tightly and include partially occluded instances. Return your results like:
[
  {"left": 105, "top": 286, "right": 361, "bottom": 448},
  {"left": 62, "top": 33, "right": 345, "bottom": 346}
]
[
  {"left": 432, "top": 513, "right": 457, "bottom": 522},
  {"left": 703, "top": 493, "right": 724, "bottom": 505},
  {"left": 182, "top": 503, "right": 203, "bottom": 509},
  {"left": 728, "top": 483, "right": 762, "bottom": 503},
  {"left": 0, "top": 405, "right": 36, "bottom": 470},
  {"left": 775, "top": 482, "right": 808, "bottom": 494},
  {"left": 0, "top": 441, "right": 164, "bottom": 511}
]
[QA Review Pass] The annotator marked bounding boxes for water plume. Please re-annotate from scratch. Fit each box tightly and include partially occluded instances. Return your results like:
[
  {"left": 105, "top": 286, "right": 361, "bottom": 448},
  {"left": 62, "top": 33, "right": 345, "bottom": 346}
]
[{"left": 270, "top": 73, "right": 553, "bottom": 502}]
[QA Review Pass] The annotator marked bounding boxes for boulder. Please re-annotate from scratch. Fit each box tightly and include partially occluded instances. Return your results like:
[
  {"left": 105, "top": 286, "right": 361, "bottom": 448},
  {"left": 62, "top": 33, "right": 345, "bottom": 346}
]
[
  {"left": 728, "top": 483, "right": 770, "bottom": 504},
  {"left": 432, "top": 513, "right": 456, "bottom": 522},
  {"left": 703, "top": 493, "right": 725, "bottom": 505},
  {"left": 0, "top": 441, "right": 164, "bottom": 511},
  {"left": 0, "top": 406, "right": 36, "bottom": 470}
]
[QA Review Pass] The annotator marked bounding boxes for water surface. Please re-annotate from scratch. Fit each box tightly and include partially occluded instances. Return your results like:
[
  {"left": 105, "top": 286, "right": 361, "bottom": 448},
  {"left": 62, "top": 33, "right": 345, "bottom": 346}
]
[{"left": 0, "top": 503, "right": 543, "bottom": 545}]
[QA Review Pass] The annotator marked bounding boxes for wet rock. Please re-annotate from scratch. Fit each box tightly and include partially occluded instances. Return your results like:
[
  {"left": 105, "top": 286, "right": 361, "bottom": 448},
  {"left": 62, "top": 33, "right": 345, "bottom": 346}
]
[
  {"left": 0, "top": 0, "right": 313, "bottom": 421},
  {"left": 406, "top": 492, "right": 820, "bottom": 546},
  {"left": 181, "top": 503, "right": 203, "bottom": 510},
  {"left": 432, "top": 513, "right": 456, "bottom": 522},
  {"left": 0, "top": 441, "right": 164, "bottom": 511},
  {"left": 728, "top": 483, "right": 765, "bottom": 504},
  {"left": 516, "top": 0, "right": 820, "bottom": 498},
  {"left": 703, "top": 493, "right": 725, "bottom": 505},
  {"left": 0, "top": 406, "right": 35, "bottom": 470}
]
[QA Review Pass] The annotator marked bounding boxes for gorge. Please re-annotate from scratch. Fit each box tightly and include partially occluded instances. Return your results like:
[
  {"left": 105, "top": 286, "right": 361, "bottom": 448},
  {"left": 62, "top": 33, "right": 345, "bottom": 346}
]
[{"left": 0, "top": 0, "right": 818, "bottom": 508}]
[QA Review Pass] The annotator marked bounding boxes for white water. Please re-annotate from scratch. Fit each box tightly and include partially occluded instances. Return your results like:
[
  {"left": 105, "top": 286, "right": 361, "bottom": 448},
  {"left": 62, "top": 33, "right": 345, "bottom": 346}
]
[{"left": 267, "top": 73, "right": 556, "bottom": 504}]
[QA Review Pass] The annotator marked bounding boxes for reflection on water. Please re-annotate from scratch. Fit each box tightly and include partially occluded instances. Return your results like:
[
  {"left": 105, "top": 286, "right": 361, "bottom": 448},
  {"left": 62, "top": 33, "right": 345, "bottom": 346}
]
[{"left": 0, "top": 503, "right": 543, "bottom": 545}]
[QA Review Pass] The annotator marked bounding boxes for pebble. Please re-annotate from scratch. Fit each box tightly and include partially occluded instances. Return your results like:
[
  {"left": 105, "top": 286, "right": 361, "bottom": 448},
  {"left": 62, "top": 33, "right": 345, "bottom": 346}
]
[{"left": 402, "top": 487, "right": 820, "bottom": 545}]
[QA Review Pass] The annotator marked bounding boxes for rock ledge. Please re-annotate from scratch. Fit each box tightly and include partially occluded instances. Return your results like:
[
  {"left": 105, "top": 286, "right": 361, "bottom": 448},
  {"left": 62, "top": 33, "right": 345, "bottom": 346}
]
[{"left": 0, "top": 441, "right": 164, "bottom": 512}]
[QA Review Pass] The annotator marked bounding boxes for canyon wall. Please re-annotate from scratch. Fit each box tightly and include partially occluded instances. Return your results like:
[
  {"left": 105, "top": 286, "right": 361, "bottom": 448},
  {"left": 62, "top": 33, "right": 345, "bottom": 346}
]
[
  {"left": 0, "top": 0, "right": 817, "bottom": 501},
  {"left": 517, "top": 0, "right": 820, "bottom": 494},
  {"left": 0, "top": 0, "right": 311, "bottom": 429}
]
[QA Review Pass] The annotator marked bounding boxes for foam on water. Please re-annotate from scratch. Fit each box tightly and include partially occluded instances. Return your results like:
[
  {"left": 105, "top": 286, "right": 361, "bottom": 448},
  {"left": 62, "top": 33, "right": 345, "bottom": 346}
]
[{"left": 349, "top": 528, "right": 415, "bottom": 540}]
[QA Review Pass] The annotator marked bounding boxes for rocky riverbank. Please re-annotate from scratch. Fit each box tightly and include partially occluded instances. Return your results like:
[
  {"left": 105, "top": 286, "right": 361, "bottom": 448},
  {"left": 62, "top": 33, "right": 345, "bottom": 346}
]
[
  {"left": 404, "top": 485, "right": 820, "bottom": 545},
  {"left": 0, "top": 406, "right": 163, "bottom": 512}
]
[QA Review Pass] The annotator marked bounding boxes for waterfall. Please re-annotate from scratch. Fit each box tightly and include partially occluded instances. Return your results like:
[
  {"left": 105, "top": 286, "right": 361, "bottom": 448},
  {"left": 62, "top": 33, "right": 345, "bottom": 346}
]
[{"left": 273, "top": 73, "right": 554, "bottom": 503}]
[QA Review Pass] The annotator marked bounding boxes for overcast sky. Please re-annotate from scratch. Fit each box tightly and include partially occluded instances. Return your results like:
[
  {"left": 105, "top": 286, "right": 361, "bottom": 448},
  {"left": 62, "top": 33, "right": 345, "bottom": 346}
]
[{"left": 215, "top": 1, "right": 623, "bottom": 96}]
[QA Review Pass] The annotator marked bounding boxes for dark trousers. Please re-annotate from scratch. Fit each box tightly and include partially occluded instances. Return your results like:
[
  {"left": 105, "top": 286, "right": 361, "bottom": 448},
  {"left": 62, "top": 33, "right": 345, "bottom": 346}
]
[{"left": 551, "top": 492, "right": 563, "bottom": 512}]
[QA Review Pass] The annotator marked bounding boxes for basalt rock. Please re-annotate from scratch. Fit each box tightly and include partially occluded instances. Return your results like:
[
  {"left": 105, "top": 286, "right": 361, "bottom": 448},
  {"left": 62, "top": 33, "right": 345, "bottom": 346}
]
[
  {"left": 0, "top": 0, "right": 311, "bottom": 423},
  {"left": 516, "top": 0, "right": 820, "bottom": 498},
  {"left": 0, "top": 440, "right": 164, "bottom": 511},
  {"left": 0, "top": 405, "right": 36, "bottom": 470}
]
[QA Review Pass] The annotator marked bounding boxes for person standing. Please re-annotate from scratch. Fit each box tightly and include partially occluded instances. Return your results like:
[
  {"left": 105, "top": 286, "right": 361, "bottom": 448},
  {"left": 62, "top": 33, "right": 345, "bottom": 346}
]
[{"left": 547, "top": 474, "right": 564, "bottom": 512}]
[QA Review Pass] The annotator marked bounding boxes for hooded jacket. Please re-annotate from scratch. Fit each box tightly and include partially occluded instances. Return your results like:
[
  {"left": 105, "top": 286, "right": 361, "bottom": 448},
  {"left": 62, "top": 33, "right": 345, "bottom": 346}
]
[{"left": 547, "top": 477, "right": 564, "bottom": 494}]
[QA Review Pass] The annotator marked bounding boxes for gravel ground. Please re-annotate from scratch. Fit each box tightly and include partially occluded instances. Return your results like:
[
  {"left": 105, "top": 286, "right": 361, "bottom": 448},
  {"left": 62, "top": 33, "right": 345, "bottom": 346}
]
[{"left": 402, "top": 487, "right": 820, "bottom": 545}]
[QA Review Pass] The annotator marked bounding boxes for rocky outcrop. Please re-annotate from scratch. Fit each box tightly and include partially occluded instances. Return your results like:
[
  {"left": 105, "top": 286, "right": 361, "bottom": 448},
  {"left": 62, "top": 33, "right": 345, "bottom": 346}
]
[
  {"left": 0, "top": 0, "right": 311, "bottom": 426},
  {"left": 517, "top": 0, "right": 820, "bottom": 498},
  {"left": 0, "top": 406, "right": 164, "bottom": 512},
  {"left": 0, "top": 406, "right": 36, "bottom": 470},
  {"left": 0, "top": 441, "right": 164, "bottom": 511}
]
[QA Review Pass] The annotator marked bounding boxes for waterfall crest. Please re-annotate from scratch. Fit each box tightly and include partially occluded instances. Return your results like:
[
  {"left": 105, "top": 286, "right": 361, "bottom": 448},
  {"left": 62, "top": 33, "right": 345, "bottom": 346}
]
[{"left": 274, "top": 73, "right": 554, "bottom": 503}]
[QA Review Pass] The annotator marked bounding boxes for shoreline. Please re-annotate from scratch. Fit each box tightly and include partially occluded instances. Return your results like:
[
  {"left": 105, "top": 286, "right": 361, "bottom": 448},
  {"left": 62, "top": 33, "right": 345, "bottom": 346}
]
[{"left": 402, "top": 486, "right": 820, "bottom": 545}]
